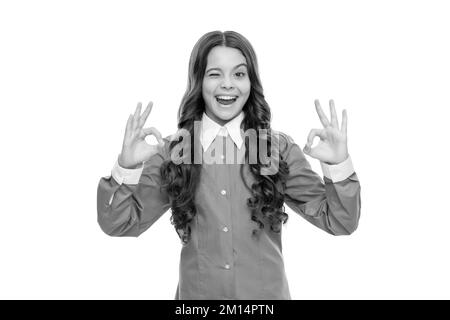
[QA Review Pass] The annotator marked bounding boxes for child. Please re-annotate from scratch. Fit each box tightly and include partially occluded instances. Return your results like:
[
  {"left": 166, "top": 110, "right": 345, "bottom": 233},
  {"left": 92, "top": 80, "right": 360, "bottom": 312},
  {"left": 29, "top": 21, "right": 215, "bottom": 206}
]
[{"left": 97, "top": 30, "right": 361, "bottom": 300}]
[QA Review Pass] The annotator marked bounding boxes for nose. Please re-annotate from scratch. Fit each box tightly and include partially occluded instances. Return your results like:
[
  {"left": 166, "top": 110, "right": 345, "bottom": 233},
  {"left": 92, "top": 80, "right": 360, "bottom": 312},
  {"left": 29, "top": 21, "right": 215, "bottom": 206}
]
[{"left": 220, "top": 75, "right": 234, "bottom": 90}]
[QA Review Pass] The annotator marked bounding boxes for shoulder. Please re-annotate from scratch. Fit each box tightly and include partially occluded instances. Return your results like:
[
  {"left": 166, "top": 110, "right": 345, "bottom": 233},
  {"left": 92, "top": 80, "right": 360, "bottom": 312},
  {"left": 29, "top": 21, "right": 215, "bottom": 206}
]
[
  {"left": 159, "top": 133, "right": 179, "bottom": 160},
  {"left": 271, "top": 129, "right": 296, "bottom": 148},
  {"left": 159, "top": 131, "right": 192, "bottom": 160},
  {"left": 270, "top": 129, "right": 305, "bottom": 162}
]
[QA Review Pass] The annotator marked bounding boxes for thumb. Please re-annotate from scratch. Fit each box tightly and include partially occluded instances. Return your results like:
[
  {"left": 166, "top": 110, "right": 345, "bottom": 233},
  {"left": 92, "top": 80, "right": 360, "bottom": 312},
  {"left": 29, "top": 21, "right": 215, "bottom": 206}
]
[
  {"left": 303, "top": 144, "right": 321, "bottom": 159},
  {"left": 303, "top": 144, "right": 311, "bottom": 155}
]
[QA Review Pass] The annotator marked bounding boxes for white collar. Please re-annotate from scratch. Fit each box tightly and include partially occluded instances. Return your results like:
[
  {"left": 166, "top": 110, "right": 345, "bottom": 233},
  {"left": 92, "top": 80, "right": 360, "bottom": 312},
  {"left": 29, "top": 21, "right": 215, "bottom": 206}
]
[{"left": 200, "top": 111, "right": 245, "bottom": 151}]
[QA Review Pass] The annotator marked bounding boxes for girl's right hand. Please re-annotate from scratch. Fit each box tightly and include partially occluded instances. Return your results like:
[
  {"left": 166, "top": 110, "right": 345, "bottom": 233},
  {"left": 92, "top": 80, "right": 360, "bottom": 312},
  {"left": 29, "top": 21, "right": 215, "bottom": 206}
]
[{"left": 118, "top": 101, "right": 164, "bottom": 169}]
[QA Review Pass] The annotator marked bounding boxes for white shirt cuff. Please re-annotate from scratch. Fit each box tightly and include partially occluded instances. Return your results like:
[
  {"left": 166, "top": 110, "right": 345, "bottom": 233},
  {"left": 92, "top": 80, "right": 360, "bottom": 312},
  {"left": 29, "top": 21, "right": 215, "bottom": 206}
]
[
  {"left": 111, "top": 158, "right": 144, "bottom": 185},
  {"left": 320, "top": 155, "right": 355, "bottom": 183}
]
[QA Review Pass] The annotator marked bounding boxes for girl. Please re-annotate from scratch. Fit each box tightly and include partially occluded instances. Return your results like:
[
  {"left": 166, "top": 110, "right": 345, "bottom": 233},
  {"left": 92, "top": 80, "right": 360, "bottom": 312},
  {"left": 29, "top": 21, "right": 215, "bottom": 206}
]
[{"left": 97, "top": 30, "right": 361, "bottom": 300}]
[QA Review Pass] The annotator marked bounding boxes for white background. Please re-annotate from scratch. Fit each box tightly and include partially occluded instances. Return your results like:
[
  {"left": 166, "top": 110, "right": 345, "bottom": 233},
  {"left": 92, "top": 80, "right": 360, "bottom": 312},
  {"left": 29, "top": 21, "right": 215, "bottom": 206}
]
[{"left": 1, "top": 0, "right": 449, "bottom": 299}]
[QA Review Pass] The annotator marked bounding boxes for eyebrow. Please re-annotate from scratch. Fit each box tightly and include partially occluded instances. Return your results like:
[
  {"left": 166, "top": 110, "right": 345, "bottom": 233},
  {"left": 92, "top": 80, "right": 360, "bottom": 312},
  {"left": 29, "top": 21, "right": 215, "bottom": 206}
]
[{"left": 206, "top": 63, "right": 248, "bottom": 73}]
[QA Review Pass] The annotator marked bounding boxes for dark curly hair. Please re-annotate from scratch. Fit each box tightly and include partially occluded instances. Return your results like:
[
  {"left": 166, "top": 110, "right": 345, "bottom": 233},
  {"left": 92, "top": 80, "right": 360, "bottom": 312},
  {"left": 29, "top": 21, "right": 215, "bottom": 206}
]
[{"left": 160, "top": 30, "right": 290, "bottom": 244}]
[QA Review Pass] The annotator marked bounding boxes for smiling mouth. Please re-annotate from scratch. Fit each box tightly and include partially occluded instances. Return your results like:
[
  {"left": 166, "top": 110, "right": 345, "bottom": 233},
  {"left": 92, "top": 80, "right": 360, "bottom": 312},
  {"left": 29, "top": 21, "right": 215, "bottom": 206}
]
[{"left": 215, "top": 95, "right": 238, "bottom": 105}]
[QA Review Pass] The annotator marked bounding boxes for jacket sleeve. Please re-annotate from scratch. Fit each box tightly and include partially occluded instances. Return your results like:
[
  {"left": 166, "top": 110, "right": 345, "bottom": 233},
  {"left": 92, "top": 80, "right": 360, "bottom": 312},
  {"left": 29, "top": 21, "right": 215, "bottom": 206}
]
[
  {"left": 280, "top": 133, "right": 361, "bottom": 235},
  {"left": 97, "top": 140, "right": 171, "bottom": 237}
]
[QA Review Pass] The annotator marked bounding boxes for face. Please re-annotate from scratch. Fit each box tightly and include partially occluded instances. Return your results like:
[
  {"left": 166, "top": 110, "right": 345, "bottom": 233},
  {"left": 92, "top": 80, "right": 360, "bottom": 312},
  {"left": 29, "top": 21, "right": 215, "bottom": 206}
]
[{"left": 202, "top": 46, "right": 251, "bottom": 126}]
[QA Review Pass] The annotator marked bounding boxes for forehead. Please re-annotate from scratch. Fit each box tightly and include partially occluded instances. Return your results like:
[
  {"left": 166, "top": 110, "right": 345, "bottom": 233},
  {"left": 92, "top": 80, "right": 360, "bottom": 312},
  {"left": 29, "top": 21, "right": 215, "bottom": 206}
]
[{"left": 206, "top": 46, "right": 247, "bottom": 68}]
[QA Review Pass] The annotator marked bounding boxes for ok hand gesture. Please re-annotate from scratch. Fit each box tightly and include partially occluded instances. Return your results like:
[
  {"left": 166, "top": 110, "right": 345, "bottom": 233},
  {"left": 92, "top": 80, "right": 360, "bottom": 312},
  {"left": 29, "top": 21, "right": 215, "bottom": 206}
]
[
  {"left": 303, "top": 99, "right": 349, "bottom": 165},
  {"left": 118, "top": 102, "right": 164, "bottom": 169}
]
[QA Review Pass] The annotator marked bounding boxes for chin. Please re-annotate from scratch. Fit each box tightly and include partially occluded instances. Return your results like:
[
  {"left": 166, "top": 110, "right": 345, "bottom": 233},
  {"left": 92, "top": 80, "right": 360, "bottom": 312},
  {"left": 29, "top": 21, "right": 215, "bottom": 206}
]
[{"left": 214, "top": 107, "right": 241, "bottom": 119}]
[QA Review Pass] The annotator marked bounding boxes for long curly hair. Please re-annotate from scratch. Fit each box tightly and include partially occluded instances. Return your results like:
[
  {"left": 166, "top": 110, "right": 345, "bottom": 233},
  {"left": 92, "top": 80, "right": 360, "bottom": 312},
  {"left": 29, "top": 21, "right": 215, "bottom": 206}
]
[{"left": 160, "top": 30, "right": 290, "bottom": 244}]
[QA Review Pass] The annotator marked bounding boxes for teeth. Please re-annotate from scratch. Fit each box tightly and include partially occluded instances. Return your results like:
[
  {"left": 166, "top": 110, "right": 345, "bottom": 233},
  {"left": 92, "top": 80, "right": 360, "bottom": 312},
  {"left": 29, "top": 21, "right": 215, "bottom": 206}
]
[{"left": 216, "top": 96, "right": 237, "bottom": 100}]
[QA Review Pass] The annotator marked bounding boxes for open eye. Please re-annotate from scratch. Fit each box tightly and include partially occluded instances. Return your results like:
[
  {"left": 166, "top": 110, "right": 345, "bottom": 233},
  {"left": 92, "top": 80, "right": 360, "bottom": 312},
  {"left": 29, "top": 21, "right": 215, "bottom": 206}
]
[{"left": 235, "top": 72, "right": 246, "bottom": 77}]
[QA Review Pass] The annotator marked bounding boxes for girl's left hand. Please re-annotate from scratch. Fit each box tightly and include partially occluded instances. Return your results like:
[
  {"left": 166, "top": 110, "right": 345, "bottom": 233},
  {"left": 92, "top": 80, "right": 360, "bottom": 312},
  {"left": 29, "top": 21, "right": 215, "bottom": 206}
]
[{"left": 303, "top": 99, "right": 349, "bottom": 165}]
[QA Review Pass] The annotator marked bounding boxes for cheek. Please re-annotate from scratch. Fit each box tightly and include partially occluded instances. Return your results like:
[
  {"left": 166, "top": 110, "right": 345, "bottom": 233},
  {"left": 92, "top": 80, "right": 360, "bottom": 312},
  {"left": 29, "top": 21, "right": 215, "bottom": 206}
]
[
  {"left": 240, "top": 79, "right": 251, "bottom": 96},
  {"left": 202, "top": 79, "right": 216, "bottom": 96}
]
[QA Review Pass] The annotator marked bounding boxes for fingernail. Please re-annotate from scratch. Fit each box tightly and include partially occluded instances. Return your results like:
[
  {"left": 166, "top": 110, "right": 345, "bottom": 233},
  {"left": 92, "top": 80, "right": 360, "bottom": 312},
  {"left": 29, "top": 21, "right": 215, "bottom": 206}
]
[{"left": 303, "top": 144, "right": 310, "bottom": 152}]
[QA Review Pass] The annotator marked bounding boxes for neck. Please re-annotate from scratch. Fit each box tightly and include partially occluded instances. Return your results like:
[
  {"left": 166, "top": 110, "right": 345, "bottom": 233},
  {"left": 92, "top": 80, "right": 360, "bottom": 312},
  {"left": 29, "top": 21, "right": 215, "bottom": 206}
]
[{"left": 205, "top": 110, "right": 232, "bottom": 126}]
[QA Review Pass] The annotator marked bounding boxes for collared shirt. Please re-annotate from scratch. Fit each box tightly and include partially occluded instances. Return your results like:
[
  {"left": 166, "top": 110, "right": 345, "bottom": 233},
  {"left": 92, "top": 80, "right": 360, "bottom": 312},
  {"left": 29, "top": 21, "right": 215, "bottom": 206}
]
[
  {"left": 97, "top": 112, "right": 361, "bottom": 299},
  {"left": 200, "top": 111, "right": 245, "bottom": 151}
]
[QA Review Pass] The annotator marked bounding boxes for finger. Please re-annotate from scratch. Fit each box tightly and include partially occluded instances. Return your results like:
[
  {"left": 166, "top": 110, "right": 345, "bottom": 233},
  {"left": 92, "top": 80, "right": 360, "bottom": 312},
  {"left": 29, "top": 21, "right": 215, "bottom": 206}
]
[
  {"left": 329, "top": 99, "right": 339, "bottom": 129},
  {"left": 124, "top": 114, "right": 133, "bottom": 141},
  {"left": 306, "top": 128, "right": 326, "bottom": 147},
  {"left": 142, "top": 127, "right": 164, "bottom": 145},
  {"left": 341, "top": 109, "right": 347, "bottom": 135},
  {"left": 314, "top": 99, "right": 330, "bottom": 127},
  {"left": 138, "top": 101, "right": 154, "bottom": 128},
  {"left": 132, "top": 102, "right": 142, "bottom": 131}
]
